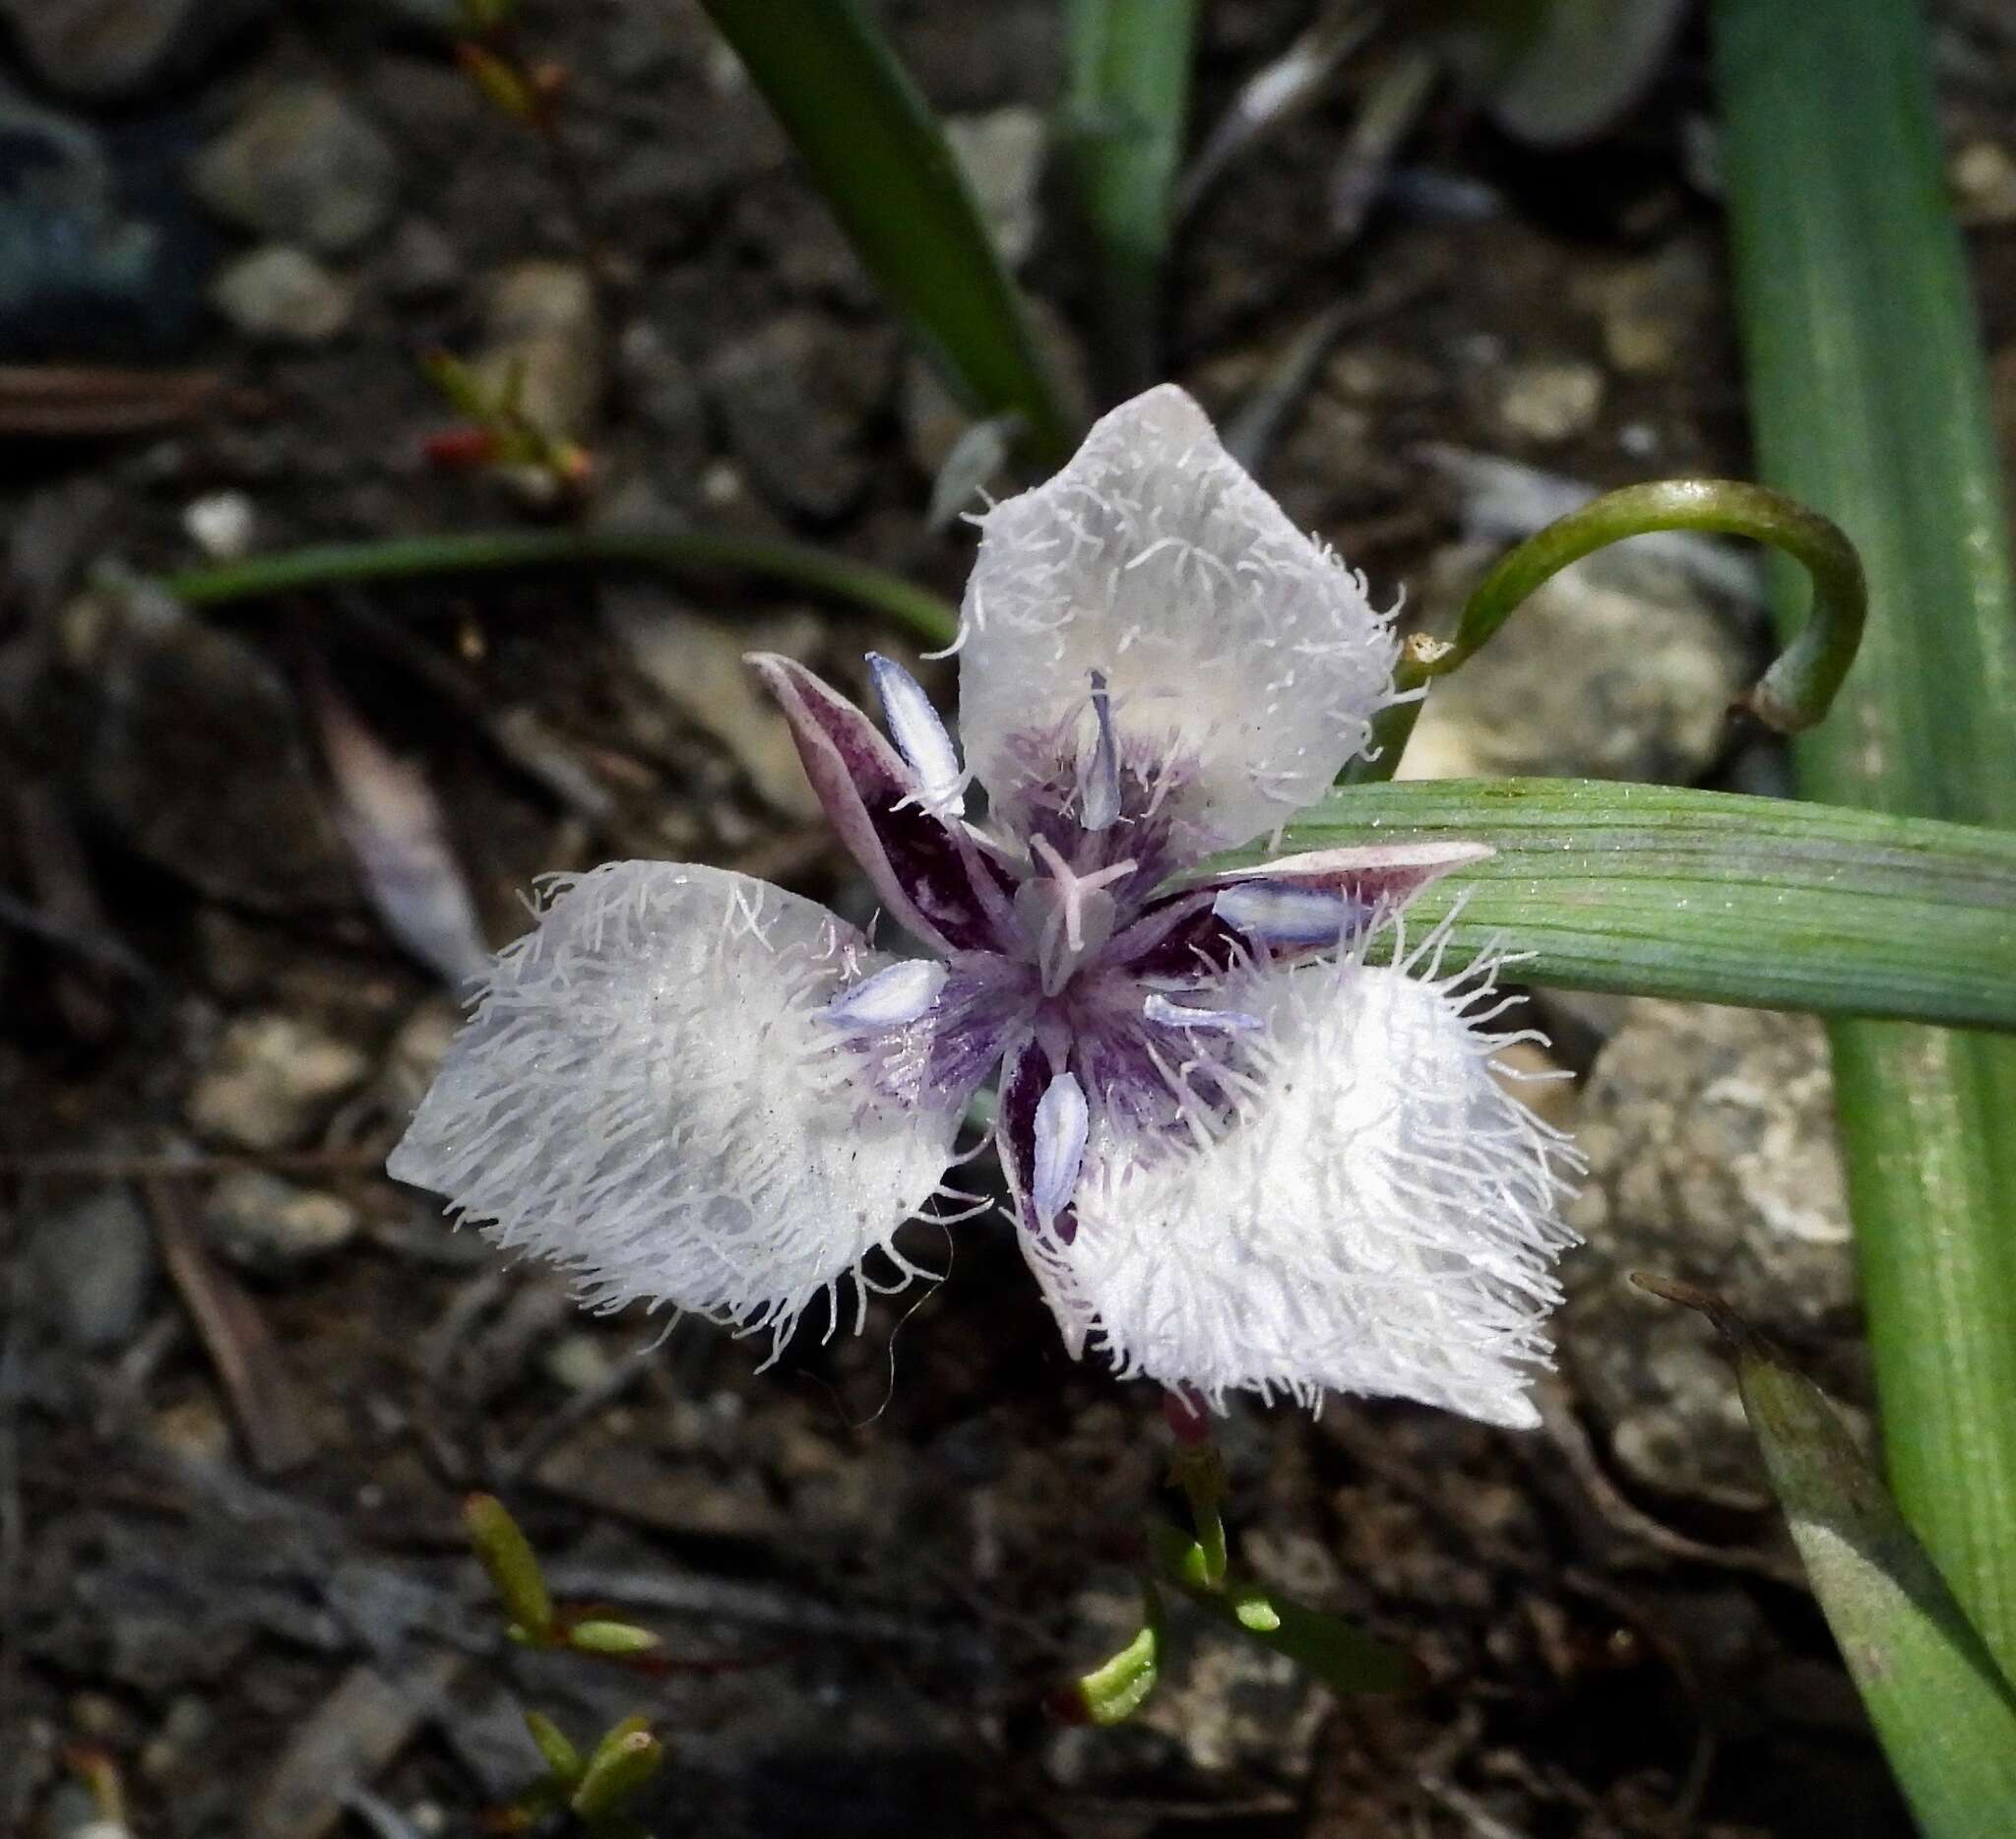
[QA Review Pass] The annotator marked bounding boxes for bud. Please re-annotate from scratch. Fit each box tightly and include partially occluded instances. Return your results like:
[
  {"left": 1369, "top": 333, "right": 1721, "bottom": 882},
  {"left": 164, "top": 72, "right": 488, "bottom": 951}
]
[
  {"left": 570, "top": 1721, "right": 663, "bottom": 1823},
  {"left": 464, "top": 1492, "right": 553, "bottom": 1642},
  {"left": 566, "top": 1619, "right": 662, "bottom": 1658}
]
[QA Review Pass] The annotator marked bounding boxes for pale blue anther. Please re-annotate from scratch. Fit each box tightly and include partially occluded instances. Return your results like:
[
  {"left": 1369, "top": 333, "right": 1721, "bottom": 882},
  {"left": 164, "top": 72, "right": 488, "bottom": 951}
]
[
  {"left": 824, "top": 958, "right": 948, "bottom": 1029},
  {"left": 1080, "top": 668, "right": 1121, "bottom": 832},
  {"left": 865, "top": 652, "right": 965, "bottom": 816},
  {"left": 1032, "top": 1069, "right": 1090, "bottom": 1233},
  {"left": 1212, "top": 882, "right": 1361, "bottom": 947},
  {"left": 1143, "top": 993, "right": 1264, "bottom": 1030}
]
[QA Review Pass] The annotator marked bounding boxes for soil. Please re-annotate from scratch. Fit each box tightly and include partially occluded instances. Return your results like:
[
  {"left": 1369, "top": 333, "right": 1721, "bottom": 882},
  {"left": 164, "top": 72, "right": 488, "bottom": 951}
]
[{"left": 5, "top": 4, "right": 2016, "bottom": 1837}]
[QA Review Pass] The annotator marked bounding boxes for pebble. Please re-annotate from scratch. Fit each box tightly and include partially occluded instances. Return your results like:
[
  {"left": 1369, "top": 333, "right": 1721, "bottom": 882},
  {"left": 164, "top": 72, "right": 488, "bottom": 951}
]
[
  {"left": 1559, "top": 999, "right": 1859, "bottom": 1508},
  {"left": 1952, "top": 138, "right": 2016, "bottom": 225},
  {"left": 26, "top": 1187, "right": 157, "bottom": 1349},
  {"left": 0, "top": 0, "right": 269, "bottom": 100},
  {"left": 381, "top": 216, "right": 462, "bottom": 300},
  {"left": 605, "top": 591, "right": 824, "bottom": 820},
  {"left": 49, "top": 581, "right": 356, "bottom": 911},
  {"left": 1573, "top": 241, "right": 1713, "bottom": 377},
  {"left": 186, "top": 1012, "right": 372, "bottom": 1150},
  {"left": 472, "top": 261, "right": 602, "bottom": 492},
  {"left": 945, "top": 107, "right": 1046, "bottom": 269},
  {"left": 209, "top": 245, "right": 354, "bottom": 346},
  {"left": 541, "top": 1332, "right": 615, "bottom": 1393},
  {"left": 182, "top": 490, "right": 256, "bottom": 561},
  {"left": 191, "top": 82, "right": 399, "bottom": 253},
  {"left": 704, "top": 311, "right": 897, "bottom": 519},
  {"left": 0, "top": 95, "right": 205, "bottom": 360},
  {"left": 1398, "top": 540, "right": 1747, "bottom": 784},
  {"left": 203, "top": 1172, "right": 361, "bottom": 1272},
  {"left": 1492, "top": 356, "right": 1606, "bottom": 444}
]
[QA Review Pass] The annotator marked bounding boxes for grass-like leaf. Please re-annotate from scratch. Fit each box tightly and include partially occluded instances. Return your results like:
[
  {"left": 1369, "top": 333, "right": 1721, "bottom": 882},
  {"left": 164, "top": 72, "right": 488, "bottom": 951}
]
[
  {"left": 1060, "top": 0, "right": 1200, "bottom": 393},
  {"left": 1230, "top": 779, "right": 2016, "bottom": 1030},
  {"left": 698, "top": 0, "right": 1073, "bottom": 463},
  {"left": 1638, "top": 1278, "right": 2016, "bottom": 1837},
  {"left": 1716, "top": 0, "right": 2016, "bottom": 1671}
]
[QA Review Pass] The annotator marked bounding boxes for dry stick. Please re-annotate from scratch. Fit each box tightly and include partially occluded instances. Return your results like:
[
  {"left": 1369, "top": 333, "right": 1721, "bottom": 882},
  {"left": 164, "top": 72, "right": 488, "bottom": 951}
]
[{"left": 145, "top": 1175, "right": 319, "bottom": 1476}]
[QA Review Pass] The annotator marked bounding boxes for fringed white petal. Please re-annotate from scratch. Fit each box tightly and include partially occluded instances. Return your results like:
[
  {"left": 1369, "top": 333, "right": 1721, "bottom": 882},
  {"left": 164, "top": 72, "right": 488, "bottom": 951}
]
[
  {"left": 387, "top": 860, "right": 958, "bottom": 1344},
  {"left": 957, "top": 384, "right": 1400, "bottom": 854},
  {"left": 1024, "top": 935, "right": 1581, "bottom": 1427}
]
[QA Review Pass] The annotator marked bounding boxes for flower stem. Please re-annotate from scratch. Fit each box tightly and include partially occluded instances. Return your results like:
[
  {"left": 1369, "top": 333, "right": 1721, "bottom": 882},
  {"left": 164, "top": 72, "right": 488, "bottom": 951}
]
[
  {"left": 1342, "top": 477, "right": 1866, "bottom": 784},
  {"left": 158, "top": 527, "right": 961, "bottom": 651}
]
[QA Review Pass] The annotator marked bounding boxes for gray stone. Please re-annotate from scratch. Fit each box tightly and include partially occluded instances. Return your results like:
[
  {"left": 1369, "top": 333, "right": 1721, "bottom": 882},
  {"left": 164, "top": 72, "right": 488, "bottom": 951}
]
[
  {"left": 51, "top": 582, "right": 356, "bottom": 911},
  {"left": 203, "top": 1172, "right": 361, "bottom": 1272},
  {"left": 945, "top": 107, "right": 1046, "bottom": 269},
  {"left": 382, "top": 216, "right": 461, "bottom": 300},
  {"left": 26, "top": 1187, "right": 156, "bottom": 1348},
  {"left": 472, "top": 261, "right": 602, "bottom": 493},
  {"left": 191, "top": 82, "right": 398, "bottom": 254},
  {"left": 0, "top": 93, "right": 205, "bottom": 360},
  {"left": 186, "top": 1013, "right": 372, "bottom": 1151},
  {"left": 1559, "top": 1000, "right": 1858, "bottom": 1508},
  {"left": 209, "top": 245, "right": 353, "bottom": 345},
  {"left": 605, "top": 590, "right": 823, "bottom": 820},
  {"left": 704, "top": 312, "right": 896, "bottom": 520},
  {"left": 0, "top": 0, "right": 268, "bottom": 100},
  {"left": 1398, "top": 540, "right": 1747, "bottom": 784},
  {"left": 1573, "top": 241, "right": 1713, "bottom": 378},
  {"left": 615, "top": 318, "right": 710, "bottom": 483},
  {"left": 1492, "top": 355, "right": 1605, "bottom": 444}
]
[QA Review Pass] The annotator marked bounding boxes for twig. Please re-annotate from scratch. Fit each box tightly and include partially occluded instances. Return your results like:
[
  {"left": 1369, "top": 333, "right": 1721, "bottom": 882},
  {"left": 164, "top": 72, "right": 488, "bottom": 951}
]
[{"left": 145, "top": 1176, "right": 318, "bottom": 1476}]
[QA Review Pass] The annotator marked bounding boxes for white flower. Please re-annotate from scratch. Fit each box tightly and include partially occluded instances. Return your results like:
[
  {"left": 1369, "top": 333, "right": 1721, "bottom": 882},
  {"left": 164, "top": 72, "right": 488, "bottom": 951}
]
[{"left": 390, "top": 385, "right": 1579, "bottom": 1425}]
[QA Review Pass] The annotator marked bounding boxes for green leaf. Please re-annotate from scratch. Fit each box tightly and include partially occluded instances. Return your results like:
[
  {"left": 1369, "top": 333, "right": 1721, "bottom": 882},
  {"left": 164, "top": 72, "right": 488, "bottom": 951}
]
[
  {"left": 1716, "top": 0, "right": 2016, "bottom": 1674},
  {"left": 697, "top": 0, "right": 1072, "bottom": 464},
  {"left": 159, "top": 526, "right": 959, "bottom": 652},
  {"left": 1235, "top": 778, "right": 2016, "bottom": 1030},
  {"left": 1638, "top": 1279, "right": 2016, "bottom": 1837},
  {"left": 1147, "top": 1524, "right": 1413, "bottom": 1696},
  {"left": 1060, "top": 0, "right": 1200, "bottom": 393}
]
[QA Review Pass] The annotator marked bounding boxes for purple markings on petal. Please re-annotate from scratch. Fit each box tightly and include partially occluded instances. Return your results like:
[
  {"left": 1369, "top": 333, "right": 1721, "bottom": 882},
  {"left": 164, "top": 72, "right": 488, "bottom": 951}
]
[
  {"left": 1212, "top": 882, "right": 1363, "bottom": 948},
  {"left": 1032, "top": 1070, "right": 1089, "bottom": 1242},
  {"left": 826, "top": 958, "right": 948, "bottom": 1029},
  {"left": 749, "top": 653, "right": 1004, "bottom": 953},
  {"left": 1143, "top": 993, "right": 1263, "bottom": 1031},
  {"left": 866, "top": 652, "right": 966, "bottom": 817}
]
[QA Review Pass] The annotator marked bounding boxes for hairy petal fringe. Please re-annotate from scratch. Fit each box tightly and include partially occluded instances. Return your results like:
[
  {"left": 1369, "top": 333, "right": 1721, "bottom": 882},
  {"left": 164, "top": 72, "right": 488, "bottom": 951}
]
[
  {"left": 1025, "top": 920, "right": 1582, "bottom": 1427},
  {"left": 957, "top": 385, "right": 1401, "bottom": 855},
  {"left": 388, "top": 861, "right": 957, "bottom": 1347}
]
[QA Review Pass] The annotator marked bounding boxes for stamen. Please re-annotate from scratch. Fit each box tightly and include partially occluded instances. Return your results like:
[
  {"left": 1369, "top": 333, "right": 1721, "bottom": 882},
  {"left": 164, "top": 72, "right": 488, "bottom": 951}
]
[
  {"left": 865, "top": 652, "right": 966, "bottom": 816},
  {"left": 1143, "top": 994, "right": 1263, "bottom": 1031},
  {"left": 823, "top": 958, "right": 948, "bottom": 1029},
  {"left": 1080, "top": 668, "right": 1121, "bottom": 831},
  {"left": 1212, "top": 882, "right": 1363, "bottom": 947},
  {"left": 1032, "top": 1070, "right": 1089, "bottom": 1236}
]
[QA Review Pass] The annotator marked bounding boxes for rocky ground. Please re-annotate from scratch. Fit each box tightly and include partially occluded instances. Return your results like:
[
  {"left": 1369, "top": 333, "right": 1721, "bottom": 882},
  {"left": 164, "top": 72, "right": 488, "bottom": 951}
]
[{"left": 5, "top": 3, "right": 2016, "bottom": 1836}]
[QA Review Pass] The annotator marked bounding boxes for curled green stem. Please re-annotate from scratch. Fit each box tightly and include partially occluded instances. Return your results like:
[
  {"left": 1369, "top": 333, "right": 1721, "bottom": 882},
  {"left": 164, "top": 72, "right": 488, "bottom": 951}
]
[
  {"left": 1344, "top": 477, "right": 1867, "bottom": 785},
  {"left": 158, "top": 526, "right": 960, "bottom": 651}
]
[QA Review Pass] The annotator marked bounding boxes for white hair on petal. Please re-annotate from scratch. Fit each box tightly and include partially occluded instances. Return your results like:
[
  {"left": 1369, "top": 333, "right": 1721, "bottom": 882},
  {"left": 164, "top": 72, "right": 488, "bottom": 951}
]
[
  {"left": 387, "top": 860, "right": 957, "bottom": 1351},
  {"left": 1022, "top": 912, "right": 1582, "bottom": 1427},
  {"left": 956, "top": 384, "right": 1403, "bottom": 855}
]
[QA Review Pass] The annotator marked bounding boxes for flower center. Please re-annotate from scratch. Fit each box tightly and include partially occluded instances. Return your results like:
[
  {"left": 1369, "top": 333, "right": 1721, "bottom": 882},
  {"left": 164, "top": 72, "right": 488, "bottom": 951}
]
[{"left": 1013, "top": 833, "right": 1138, "bottom": 997}]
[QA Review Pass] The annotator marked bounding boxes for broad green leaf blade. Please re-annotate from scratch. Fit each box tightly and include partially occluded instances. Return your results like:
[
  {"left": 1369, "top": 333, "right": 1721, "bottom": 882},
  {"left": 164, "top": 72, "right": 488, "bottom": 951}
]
[
  {"left": 1061, "top": 0, "right": 1200, "bottom": 394},
  {"left": 1233, "top": 779, "right": 2016, "bottom": 1030},
  {"left": 1717, "top": 0, "right": 2016, "bottom": 1671},
  {"left": 698, "top": 0, "right": 1073, "bottom": 465},
  {"left": 1639, "top": 1279, "right": 2016, "bottom": 1837}
]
